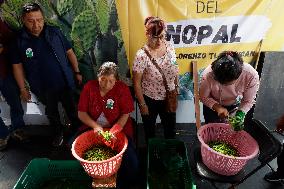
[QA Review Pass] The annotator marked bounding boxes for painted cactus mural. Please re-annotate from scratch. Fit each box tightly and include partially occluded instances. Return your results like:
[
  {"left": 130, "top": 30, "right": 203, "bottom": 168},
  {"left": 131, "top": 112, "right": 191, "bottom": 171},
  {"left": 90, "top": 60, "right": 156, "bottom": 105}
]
[
  {"left": 1, "top": 0, "right": 57, "bottom": 30},
  {"left": 0, "top": 0, "right": 128, "bottom": 83},
  {"left": 1, "top": 0, "right": 197, "bottom": 99}
]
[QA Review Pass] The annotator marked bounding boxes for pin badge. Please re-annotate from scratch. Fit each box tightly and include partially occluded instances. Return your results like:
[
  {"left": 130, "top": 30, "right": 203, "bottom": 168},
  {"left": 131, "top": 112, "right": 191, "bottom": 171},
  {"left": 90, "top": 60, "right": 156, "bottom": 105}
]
[
  {"left": 106, "top": 99, "right": 114, "bottom": 109},
  {"left": 25, "top": 48, "right": 33, "bottom": 58}
]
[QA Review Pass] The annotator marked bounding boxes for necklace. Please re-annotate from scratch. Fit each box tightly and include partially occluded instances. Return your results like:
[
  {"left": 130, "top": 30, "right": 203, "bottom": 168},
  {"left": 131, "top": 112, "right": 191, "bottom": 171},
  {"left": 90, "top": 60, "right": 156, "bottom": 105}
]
[{"left": 147, "top": 42, "right": 167, "bottom": 60}]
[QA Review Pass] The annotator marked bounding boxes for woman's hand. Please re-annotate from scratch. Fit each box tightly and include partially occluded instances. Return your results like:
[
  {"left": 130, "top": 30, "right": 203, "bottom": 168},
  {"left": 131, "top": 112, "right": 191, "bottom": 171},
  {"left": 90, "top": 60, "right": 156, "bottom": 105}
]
[
  {"left": 217, "top": 107, "right": 229, "bottom": 119},
  {"left": 20, "top": 88, "right": 31, "bottom": 102},
  {"left": 140, "top": 105, "right": 149, "bottom": 115},
  {"left": 78, "top": 111, "right": 104, "bottom": 133},
  {"left": 75, "top": 73, "right": 83, "bottom": 86},
  {"left": 213, "top": 103, "right": 229, "bottom": 119},
  {"left": 93, "top": 125, "right": 103, "bottom": 133}
]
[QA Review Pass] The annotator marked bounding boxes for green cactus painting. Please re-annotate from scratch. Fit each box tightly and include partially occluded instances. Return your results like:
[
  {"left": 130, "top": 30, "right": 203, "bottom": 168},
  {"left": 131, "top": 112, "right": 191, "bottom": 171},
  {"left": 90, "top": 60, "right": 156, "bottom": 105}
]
[
  {"left": 0, "top": 0, "right": 129, "bottom": 84},
  {"left": 56, "top": 0, "right": 72, "bottom": 16},
  {"left": 1, "top": 0, "right": 57, "bottom": 30},
  {"left": 1, "top": 0, "right": 197, "bottom": 101},
  {"left": 70, "top": 9, "right": 98, "bottom": 57}
]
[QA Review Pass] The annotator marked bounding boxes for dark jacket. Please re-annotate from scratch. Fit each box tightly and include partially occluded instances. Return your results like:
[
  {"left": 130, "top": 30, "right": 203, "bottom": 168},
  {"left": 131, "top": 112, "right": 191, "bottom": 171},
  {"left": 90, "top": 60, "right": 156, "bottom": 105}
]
[{"left": 16, "top": 25, "right": 75, "bottom": 93}]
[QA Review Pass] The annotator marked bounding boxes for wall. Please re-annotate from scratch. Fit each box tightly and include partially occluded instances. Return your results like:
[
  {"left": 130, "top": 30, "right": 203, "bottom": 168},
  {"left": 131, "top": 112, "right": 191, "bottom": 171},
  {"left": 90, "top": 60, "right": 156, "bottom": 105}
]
[{"left": 254, "top": 52, "right": 284, "bottom": 130}]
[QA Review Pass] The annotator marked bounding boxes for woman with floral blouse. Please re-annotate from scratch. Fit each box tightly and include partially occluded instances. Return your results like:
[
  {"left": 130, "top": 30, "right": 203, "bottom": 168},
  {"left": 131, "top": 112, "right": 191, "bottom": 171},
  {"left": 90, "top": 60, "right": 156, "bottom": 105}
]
[{"left": 133, "top": 16, "right": 179, "bottom": 142}]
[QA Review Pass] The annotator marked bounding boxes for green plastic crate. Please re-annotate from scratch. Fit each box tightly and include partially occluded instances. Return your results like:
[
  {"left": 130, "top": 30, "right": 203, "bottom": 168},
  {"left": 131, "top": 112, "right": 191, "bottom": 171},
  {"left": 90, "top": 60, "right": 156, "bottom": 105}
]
[
  {"left": 13, "top": 158, "right": 92, "bottom": 189},
  {"left": 147, "top": 139, "right": 196, "bottom": 189}
]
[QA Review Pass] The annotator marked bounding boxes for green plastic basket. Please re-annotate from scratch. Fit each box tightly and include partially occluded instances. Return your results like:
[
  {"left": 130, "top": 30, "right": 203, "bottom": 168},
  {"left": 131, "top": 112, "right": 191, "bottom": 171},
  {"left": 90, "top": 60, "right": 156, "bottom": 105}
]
[
  {"left": 147, "top": 139, "right": 196, "bottom": 189},
  {"left": 13, "top": 158, "right": 92, "bottom": 189}
]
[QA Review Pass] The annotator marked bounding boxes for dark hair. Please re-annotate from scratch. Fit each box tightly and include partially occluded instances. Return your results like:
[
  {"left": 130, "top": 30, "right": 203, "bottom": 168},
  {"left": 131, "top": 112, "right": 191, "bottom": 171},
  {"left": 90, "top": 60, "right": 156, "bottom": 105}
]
[
  {"left": 22, "top": 2, "right": 43, "bottom": 16},
  {"left": 97, "top": 62, "right": 119, "bottom": 80},
  {"left": 144, "top": 16, "right": 165, "bottom": 37},
  {"left": 211, "top": 51, "right": 243, "bottom": 84}
]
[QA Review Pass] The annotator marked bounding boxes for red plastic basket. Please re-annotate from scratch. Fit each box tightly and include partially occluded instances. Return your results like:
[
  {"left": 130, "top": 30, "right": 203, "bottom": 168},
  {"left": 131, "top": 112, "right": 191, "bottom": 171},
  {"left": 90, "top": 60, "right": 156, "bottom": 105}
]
[
  {"left": 197, "top": 123, "right": 259, "bottom": 176},
  {"left": 71, "top": 130, "right": 128, "bottom": 179}
]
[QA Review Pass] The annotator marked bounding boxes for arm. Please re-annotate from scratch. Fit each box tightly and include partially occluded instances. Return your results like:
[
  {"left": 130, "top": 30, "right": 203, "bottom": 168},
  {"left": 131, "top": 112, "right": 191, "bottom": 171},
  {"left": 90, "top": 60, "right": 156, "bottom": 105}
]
[
  {"left": 78, "top": 111, "right": 103, "bottom": 132},
  {"left": 169, "top": 43, "right": 179, "bottom": 89},
  {"left": 133, "top": 71, "right": 149, "bottom": 115},
  {"left": 12, "top": 63, "right": 31, "bottom": 102},
  {"left": 238, "top": 75, "right": 259, "bottom": 113},
  {"left": 66, "top": 49, "right": 82, "bottom": 85},
  {"left": 78, "top": 81, "right": 103, "bottom": 131},
  {"left": 109, "top": 113, "right": 130, "bottom": 135},
  {"left": 199, "top": 73, "right": 228, "bottom": 118},
  {"left": 199, "top": 73, "right": 219, "bottom": 109},
  {"left": 115, "top": 113, "right": 130, "bottom": 128},
  {"left": 110, "top": 83, "right": 134, "bottom": 135},
  {"left": 174, "top": 75, "right": 179, "bottom": 94},
  {"left": 174, "top": 75, "right": 178, "bottom": 87}
]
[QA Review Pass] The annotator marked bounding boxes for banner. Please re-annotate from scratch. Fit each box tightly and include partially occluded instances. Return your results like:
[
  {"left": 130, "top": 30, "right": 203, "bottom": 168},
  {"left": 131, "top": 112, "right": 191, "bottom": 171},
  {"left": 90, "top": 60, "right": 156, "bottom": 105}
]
[
  {"left": 1, "top": 0, "right": 130, "bottom": 84},
  {"left": 116, "top": 0, "right": 284, "bottom": 74}
]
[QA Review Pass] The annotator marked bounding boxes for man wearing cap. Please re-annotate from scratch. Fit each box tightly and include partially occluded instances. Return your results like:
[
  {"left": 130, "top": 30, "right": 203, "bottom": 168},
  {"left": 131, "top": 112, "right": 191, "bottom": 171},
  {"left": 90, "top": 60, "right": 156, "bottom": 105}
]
[{"left": 10, "top": 2, "right": 82, "bottom": 147}]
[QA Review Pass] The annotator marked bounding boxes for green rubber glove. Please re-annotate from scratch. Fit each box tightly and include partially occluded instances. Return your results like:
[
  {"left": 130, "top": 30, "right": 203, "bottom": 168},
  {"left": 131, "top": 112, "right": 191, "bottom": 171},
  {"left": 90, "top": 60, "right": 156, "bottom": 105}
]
[
  {"left": 229, "top": 110, "right": 246, "bottom": 131},
  {"left": 235, "top": 110, "right": 245, "bottom": 120}
]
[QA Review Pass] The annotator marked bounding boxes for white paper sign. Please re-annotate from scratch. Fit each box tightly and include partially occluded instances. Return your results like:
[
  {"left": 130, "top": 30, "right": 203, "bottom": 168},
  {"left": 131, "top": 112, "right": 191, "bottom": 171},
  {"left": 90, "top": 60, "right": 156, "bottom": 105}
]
[
  {"left": 26, "top": 102, "right": 42, "bottom": 115},
  {"left": 25, "top": 93, "right": 43, "bottom": 115}
]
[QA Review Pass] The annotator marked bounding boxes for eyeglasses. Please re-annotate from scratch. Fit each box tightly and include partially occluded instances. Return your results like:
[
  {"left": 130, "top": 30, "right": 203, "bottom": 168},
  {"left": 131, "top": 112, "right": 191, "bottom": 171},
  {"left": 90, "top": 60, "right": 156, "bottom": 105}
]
[
  {"left": 151, "top": 34, "right": 165, "bottom": 40},
  {"left": 22, "top": 3, "right": 41, "bottom": 13}
]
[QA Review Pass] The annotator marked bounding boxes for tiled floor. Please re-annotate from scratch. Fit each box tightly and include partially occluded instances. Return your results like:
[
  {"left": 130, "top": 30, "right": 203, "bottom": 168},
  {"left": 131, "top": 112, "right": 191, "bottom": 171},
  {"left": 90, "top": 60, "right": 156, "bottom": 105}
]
[{"left": 0, "top": 124, "right": 283, "bottom": 189}]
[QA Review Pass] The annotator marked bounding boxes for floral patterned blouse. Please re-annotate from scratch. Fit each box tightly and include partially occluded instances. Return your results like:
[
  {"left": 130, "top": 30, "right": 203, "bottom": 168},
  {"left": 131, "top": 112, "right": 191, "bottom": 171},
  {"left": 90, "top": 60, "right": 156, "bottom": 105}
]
[{"left": 132, "top": 42, "right": 178, "bottom": 100}]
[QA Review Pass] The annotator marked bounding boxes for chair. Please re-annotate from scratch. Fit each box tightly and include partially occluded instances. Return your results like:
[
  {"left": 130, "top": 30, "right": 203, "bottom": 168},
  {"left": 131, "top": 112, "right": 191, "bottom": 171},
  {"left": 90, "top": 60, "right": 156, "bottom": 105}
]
[{"left": 191, "top": 118, "right": 283, "bottom": 189}]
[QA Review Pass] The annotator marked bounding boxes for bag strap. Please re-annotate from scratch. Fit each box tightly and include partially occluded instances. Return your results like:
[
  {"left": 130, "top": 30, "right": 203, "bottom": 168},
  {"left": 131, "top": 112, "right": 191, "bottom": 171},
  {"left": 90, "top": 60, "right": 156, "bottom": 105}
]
[{"left": 142, "top": 47, "right": 170, "bottom": 91}]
